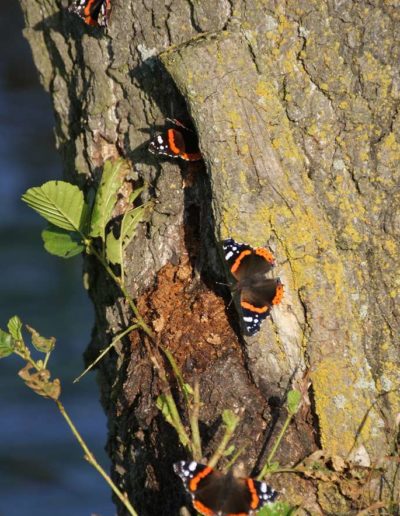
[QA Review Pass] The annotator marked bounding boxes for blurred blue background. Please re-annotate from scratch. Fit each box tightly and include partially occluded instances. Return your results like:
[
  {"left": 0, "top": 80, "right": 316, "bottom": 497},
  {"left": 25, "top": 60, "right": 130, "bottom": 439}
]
[{"left": 0, "top": 2, "right": 115, "bottom": 515}]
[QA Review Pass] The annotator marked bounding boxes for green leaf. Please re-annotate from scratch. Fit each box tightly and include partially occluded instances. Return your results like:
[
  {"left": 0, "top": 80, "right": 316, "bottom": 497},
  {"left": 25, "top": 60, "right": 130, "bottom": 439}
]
[
  {"left": 105, "top": 230, "right": 122, "bottom": 266},
  {"left": 7, "top": 316, "right": 23, "bottom": 341},
  {"left": 120, "top": 205, "right": 144, "bottom": 248},
  {"left": 0, "top": 329, "right": 14, "bottom": 358},
  {"left": 22, "top": 181, "right": 88, "bottom": 233},
  {"left": 128, "top": 186, "right": 144, "bottom": 205},
  {"left": 222, "top": 409, "right": 240, "bottom": 429},
  {"left": 222, "top": 445, "right": 235, "bottom": 456},
  {"left": 42, "top": 225, "right": 84, "bottom": 258},
  {"left": 26, "top": 325, "right": 55, "bottom": 353},
  {"left": 90, "top": 159, "right": 127, "bottom": 240},
  {"left": 257, "top": 502, "right": 297, "bottom": 516},
  {"left": 287, "top": 390, "right": 302, "bottom": 415},
  {"left": 105, "top": 202, "right": 144, "bottom": 266},
  {"left": 264, "top": 461, "right": 280, "bottom": 473},
  {"left": 183, "top": 382, "right": 194, "bottom": 396},
  {"left": 162, "top": 348, "right": 192, "bottom": 401},
  {"left": 156, "top": 394, "right": 174, "bottom": 426}
]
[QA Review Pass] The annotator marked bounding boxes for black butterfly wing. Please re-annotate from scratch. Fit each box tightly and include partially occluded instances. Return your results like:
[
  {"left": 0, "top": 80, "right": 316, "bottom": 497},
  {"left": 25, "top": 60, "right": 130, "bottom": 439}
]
[
  {"left": 219, "top": 477, "right": 256, "bottom": 515},
  {"left": 96, "top": 0, "right": 110, "bottom": 27},
  {"left": 174, "top": 462, "right": 278, "bottom": 516},
  {"left": 191, "top": 469, "right": 227, "bottom": 515},
  {"left": 223, "top": 239, "right": 274, "bottom": 282},
  {"left": 174, "top": 462, "right": 225, "bottom": 515},
  {"left": 69, "top": 0, "right": 109, "bottom": 27},
  {"left": 250, "top": 478, "right": 279, "bottom": 509},
  {"left": 240, "top": 279, "right": 283, "bottom": 335},
  {"left": 149, "top": 119, "right": 201, "bottom": 161}
]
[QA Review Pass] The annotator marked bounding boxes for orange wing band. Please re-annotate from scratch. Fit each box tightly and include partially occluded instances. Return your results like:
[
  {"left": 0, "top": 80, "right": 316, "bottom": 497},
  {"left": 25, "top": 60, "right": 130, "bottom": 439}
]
[
  {"left": 241, "top": 301, "right": 270, "bottom": 313},
  {"left": 272, "top": 284, "right": 284, "bottom": 305},
  {"left": 231, "top": 250, "right": 252, "bottom": 274},
  {"left": 193, "top": 500, "right": 214, "bottom": 516},
  {"left": 189, "top": 466, "right": 213, "bottom": 492},
  {"left": 255, "top": 247, "right": 275, "bottom": 265},
  {"left": 246, "top": 478, "right": 260, "bottom": 509},
  {"left": 167, "top": 129, "right": 182, "bottom": 156}
]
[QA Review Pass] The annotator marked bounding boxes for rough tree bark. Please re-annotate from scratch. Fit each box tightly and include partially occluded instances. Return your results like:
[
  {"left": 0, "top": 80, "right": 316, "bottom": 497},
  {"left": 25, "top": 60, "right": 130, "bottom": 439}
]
[{"left": 19, "top": 0, "right": 399, "bottom": 514}]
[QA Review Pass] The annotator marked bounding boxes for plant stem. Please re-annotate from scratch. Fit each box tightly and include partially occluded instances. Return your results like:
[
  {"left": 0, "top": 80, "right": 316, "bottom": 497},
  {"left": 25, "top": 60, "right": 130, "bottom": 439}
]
[
  {"left": 189, "top": 379, "right": 202, "bottom": 461},
  {"left": 223, "top": 445, "right": 247, "bottom": 473},
  {"left": 43, "top": 351, "right": 51, "bottom": 369},
  {"left": 73, "top": 323, "right": 138, "bottom": 383},
  {"left": 162, "top": 348, "right": 190, "bottom": 405},
  {"left": 55, "top": 399, "right": 138, "bottom": 516},
  {"left": 89, "top": 246, "right": 154, "bottom": 339},
  {"left": 149, "top": 351, "right": 192, "bottom": 450},
  {"left": 257, "top": 410, "right": 294, "bottom": 480},
  {"left": 208, "top": 414, "right": 239, "bottom": 469},
  {"left": 14, "top": 350, "right": 39, "bottom": 371},
  {"left": 165, "top": 393, "right": 192, "bottom": 449}
]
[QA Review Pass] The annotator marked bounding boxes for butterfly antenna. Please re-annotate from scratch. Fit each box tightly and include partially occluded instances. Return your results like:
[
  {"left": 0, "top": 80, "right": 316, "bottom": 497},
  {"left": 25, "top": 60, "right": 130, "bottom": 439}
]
[{"left": 215, "top": 281, "right": 231, "bottom": 287}]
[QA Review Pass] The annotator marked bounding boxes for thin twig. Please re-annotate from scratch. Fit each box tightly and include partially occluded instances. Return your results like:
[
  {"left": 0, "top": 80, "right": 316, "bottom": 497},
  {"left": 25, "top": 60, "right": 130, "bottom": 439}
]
[
  {"left": 189, "top": 379, "right": 202, "bottom": 461},
  {"left": 222, "top": 445, "right": 247, "bottom": 473},
  {"left": 257, "top": 411, "right": 294, "bottom": 480},
  {"left": 162, "top": 348, "right": 190, "bottom": 405},
  {"left": 208, "top": 413, "right": 240, "bottom": 469},
  {"left": 73, "top": 323, "right": 138, "bottom": 383},
  {"left": 14, "top": 350, "right": 38, "bottom": 371},
  {"left": 89, "top": 246, "right": 154, "bottom": 339},
  {"left": 43, "top": 351, "right": 51, "bottom": 369},
  {"left": 55, "top": 400, "right": 138, "bottom": 516},
  {"left": 147, "top": 341, "right": 192, "bottom": 451}
]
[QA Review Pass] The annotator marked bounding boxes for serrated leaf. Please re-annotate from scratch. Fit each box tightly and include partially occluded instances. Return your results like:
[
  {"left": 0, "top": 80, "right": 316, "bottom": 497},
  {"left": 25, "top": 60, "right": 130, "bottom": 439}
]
[
  {"left": 258, "top": 501, "right": 297, "bottom": 516},
  {"left": 120, "top": 205, "right": 144, "bottom": 248},
  {"left": 26, "top": 325, "right": 55, "bottom": 353},
  {"left": 105, "top": 204, "right": 144, "bottom": 267},
  {"left": 287, "top": 390, "right": 301, "bottom": 415},
  {"left": 90, "top": 159, "right": 127, "bottom": 240},
  {"left": 105, "top": 230, "right": 122, "bottom": 266},
  {"left": 42, "top": 225, "right": 84, "bottom": 258},
  {"left": 22, "top": 181, "right": 88, "bottom": 232},
  {"left": 0, "top": 329, "right": 14, "bottom": 358},
  {"left": 7, "top": 316, "right": 23, "bottom": 341},
  {"left": 18, "top": 364, "right": 61, "bottom": 400}
]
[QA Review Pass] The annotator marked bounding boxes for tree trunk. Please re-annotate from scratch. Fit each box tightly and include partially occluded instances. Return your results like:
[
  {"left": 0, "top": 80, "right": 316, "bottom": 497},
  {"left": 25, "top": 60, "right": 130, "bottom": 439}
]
[{"left": 19, "top": 0, "right": 400, "bottom": 514}]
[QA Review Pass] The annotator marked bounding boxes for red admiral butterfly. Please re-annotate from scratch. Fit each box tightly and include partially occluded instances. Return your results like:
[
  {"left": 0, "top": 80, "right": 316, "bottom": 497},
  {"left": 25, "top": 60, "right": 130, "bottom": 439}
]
[
  {"left": 68, "top": 0, "right": 111, "bottom": 27},
  {"left": 223, "top": 239, "right": 284, "bottom": 335},
  {"left": 174, "top": 461, "right": 278, "bottom": 516},
  {"left": 149, "top": 118, "right": 202, "bottom": 162}
]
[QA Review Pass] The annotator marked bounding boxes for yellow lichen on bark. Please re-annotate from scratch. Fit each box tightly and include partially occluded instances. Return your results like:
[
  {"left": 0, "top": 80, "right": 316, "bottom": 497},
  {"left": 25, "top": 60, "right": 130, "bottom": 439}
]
[{"left": 161, "top": 29, "right": 389, "bottom": 461}]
